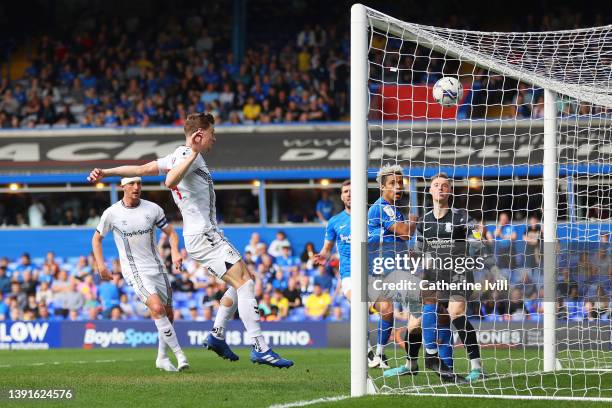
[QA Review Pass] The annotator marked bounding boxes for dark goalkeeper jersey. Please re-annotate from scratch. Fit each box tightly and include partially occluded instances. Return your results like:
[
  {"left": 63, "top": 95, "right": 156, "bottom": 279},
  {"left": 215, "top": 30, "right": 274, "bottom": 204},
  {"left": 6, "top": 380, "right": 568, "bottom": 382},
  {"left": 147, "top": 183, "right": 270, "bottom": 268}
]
[{"left": 415, "top": 207, "right": 477, "bottom": 259}]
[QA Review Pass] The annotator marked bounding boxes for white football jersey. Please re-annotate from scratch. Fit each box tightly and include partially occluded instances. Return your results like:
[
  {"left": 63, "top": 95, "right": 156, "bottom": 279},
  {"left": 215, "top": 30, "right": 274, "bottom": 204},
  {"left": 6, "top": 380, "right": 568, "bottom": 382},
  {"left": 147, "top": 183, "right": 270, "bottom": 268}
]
[
  {"left": 96, "top": 199, "right": 168, "bottom": 280},
  {"left": 157, "top": 146, "right": 218, "bottom": 236}
]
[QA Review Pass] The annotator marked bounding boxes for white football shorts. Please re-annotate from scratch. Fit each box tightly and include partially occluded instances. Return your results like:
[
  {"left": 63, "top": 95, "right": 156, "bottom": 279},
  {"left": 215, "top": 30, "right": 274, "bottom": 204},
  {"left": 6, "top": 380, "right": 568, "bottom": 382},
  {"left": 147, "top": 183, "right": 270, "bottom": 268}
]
[
  {"left": 129, "top": 272, "right": 173, "bottom": 307},
  {"left": 184, "top": 230, "right": 242, "bottom": 279}
]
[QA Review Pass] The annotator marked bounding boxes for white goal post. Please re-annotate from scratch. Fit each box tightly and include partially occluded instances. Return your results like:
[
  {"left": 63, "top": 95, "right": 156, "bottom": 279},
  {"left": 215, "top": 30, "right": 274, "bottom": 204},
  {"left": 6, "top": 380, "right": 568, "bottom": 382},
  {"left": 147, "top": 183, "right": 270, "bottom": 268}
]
[{"left": 350, "top": 3, "right": 612, "bottom": 400}]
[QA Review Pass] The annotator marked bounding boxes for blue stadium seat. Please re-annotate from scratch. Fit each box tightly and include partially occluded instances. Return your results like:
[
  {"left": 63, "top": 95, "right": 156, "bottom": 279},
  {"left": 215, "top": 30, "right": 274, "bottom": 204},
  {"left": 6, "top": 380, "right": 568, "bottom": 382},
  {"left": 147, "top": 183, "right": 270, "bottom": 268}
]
[
  {"left": 179, "top": 307, "right": 191, "bottom": 318},
  {"left": 287, "top": 307, "right": 306, "bottom": 322},
  {"left": 173, "top": 291, "right": 191, "bottom": 303}
]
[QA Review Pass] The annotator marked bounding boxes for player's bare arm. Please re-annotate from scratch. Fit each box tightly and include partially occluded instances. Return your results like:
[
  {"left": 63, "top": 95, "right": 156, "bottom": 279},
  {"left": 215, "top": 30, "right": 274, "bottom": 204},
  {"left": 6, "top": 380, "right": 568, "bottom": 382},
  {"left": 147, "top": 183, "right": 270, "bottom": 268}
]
[
  {"left": 91, "top": 231, "right": 111, "bottom": 280},
  {"left": 314, "top": 240, "right": 334, "bottom": 265},
  {"left": 162, "top": 224, "right": 183, "bottom": 272},
  {"left": 387, "top": 213, "right": 418, "bottom": 240},
  {"left": 88, "top": 160, "right": 159, "bottom": 183}
]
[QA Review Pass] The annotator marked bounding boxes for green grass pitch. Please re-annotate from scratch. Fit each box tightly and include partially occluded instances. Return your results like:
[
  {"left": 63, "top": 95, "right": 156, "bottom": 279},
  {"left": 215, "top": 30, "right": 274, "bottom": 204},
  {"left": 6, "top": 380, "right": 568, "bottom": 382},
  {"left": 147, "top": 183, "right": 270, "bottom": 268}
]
[{"left": 0, "top": 348, "right": 610, "bottom": 407}]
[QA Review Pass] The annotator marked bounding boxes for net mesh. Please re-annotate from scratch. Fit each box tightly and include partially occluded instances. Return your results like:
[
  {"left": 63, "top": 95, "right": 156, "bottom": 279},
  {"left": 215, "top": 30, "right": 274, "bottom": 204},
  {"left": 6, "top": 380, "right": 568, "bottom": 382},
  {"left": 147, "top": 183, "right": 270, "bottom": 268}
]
[{"left": 363, "top": 6, "right": 612, "bottom": 399}]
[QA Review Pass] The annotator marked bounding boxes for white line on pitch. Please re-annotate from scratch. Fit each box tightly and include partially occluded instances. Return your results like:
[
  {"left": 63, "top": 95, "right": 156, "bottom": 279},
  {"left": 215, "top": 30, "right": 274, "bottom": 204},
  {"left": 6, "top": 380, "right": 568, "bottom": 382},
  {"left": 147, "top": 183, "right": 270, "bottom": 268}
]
[
  {"left": 394, "top": 392, "right": 612, "bottom": 403},
  {"left": 0, "top": 358, "right": 134, "bottom": 368},
  {"left": 268, "top": 395, "right": 350, "bottom": 408},
  {"left": 270, "top": 391, "right": 612, "bottom": 407}
]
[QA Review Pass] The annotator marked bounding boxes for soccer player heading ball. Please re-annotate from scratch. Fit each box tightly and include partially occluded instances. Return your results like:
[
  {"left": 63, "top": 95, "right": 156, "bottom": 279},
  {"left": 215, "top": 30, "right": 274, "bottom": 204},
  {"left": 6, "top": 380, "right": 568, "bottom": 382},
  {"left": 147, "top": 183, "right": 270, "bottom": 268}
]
[{"left": 89, "top": 113, "right": 293, "bottom": 368}]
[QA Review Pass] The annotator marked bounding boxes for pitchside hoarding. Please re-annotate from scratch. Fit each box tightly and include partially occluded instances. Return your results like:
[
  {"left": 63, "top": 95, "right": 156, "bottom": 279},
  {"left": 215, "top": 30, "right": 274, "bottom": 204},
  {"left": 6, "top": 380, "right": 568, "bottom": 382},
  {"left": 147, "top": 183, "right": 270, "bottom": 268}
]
[
  {"left": 0, "top": 321, "right": 61, "bottom": 350},
  {"left": 1, "top": 320, "right": 609, "bottom": 349},
  {"left": 60, "top": 321, "right": 327, "bottom": 349}
]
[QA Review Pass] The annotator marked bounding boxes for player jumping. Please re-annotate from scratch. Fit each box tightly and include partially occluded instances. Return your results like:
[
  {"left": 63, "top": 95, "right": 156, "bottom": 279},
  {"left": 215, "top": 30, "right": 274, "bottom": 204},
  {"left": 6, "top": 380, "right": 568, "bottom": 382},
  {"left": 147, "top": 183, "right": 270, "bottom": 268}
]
[
  {"left": 89, "top": 113, "right": 293, "bottom": 368},
  {"left": 417, "top": 172, "right": 484, "bottom": 382},
  {"left": 92, "top": 177, "right": 189, "bottom": 372}
]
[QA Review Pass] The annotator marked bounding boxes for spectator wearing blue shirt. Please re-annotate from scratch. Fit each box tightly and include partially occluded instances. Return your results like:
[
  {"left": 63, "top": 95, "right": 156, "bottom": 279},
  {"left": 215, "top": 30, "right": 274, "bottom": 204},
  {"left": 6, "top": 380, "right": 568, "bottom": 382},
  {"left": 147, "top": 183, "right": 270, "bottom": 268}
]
[
  {"left": 14, "top": 253, "right": 37, "bottom": 281},
  {"left": 201, "top": 83, "right": 220, "bottom": 105},
  {"left": 276, "top": 245, "right": 299, "bottom": 273},
  {"left": 268, "top": 269, "right": 288, "bottom": 292},
  {"left": 203, "top": 63, "right": 221, "bottom": 86},
  {"left": 0, "top": 292, "right": 8, "bottom": 320},
  {"left": 486, "top": 212, "right": 517, "bottom": 269},
  {"left": 98, "top": 273, "right": 121, "bottom": 316},
  {"left": 316, "top": 191, "right": 334, "bottom": 223},
  {"left": 0, "top": 266, "right": 10, "bottom": 294},
  {"left": 313, "top": 265, "right": 333, "bottom": 293},
  {"left": 222, "top": 54, "right": 239, "bottom": 77}
]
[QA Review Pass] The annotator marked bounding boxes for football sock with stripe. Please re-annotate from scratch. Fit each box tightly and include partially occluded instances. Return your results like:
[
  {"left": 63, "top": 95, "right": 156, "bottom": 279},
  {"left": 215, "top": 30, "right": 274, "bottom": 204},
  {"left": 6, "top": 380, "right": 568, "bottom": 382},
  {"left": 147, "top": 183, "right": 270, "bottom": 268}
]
[
  {"left": 154, "top": 316, "right": 183, "bottom": 355},
  {"left": 212, "top": 286, "right": 238, "bottom": 340}
]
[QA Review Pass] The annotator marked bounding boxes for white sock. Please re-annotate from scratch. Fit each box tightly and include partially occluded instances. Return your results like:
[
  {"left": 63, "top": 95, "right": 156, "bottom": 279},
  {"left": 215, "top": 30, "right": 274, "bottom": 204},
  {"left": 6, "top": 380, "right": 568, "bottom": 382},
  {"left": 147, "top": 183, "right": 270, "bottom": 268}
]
[
  {"left": 406, "top": 359, "right": 418, "bottom": 370},
  {"left": 154, "top": 316, "right": 183, "bottom": 355},
  {"left": 376, "top": 344, "right": 384, "bottom": 356},
  {"left": 212, "top": 287, "right": 237, "bottom": 340},
  {"left": 157, "top": 333, "right": 168, "bottom": 360},
  {"left": 237, "top": 280, "right": 269, "bottom": 352},
  {"left": 470, "top": 358, "right": 482, "bottom": 370}
]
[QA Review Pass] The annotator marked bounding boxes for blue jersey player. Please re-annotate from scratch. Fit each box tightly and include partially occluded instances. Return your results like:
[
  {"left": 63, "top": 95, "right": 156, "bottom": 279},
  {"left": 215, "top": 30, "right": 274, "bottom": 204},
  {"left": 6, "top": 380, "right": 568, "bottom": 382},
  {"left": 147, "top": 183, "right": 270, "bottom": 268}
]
[
  {"left": 315, "top": 180, "right": 379, "bottom": 367},
  {"left": 366, "top": 165, "right": 418, "bottom": 369},
  {"left": 372, "top": 167, "right": 456, "bottom": 380},
  {"left": 314, "top": 180, "right": 352, "bottom": 298}
]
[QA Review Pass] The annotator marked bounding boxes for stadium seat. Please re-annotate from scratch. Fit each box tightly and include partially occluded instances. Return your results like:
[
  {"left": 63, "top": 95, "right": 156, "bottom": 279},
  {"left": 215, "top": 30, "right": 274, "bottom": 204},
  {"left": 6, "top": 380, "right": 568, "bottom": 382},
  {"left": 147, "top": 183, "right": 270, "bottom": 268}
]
[{"left": 287, "top": 307, "right": 306, "bottom": 322}]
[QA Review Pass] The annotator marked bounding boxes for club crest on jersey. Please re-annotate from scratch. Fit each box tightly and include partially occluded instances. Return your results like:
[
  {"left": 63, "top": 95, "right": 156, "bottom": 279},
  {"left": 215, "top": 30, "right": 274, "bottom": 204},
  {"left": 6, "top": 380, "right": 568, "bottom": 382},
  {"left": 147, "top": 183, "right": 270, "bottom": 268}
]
[
  {"left": 122, "top": 220, "right": 127, "bottom": 226},
  {"left": 383, "top": 205, "right": 396, "bottom": 219},
  {"left": 445, "top": 222, "right": 452, "bottom": 232}
]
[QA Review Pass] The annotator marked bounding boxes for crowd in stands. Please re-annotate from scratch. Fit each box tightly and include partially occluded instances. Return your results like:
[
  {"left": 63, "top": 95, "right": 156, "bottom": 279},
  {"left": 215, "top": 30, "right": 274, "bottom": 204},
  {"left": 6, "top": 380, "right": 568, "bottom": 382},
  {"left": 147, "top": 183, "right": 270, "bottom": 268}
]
[
  {"left": 0, "top": 216, "right": 610, "bottom": 323},
  {"left": 0, "top": 2, "right": 607, "bottom": 129},
  {"left": 0, "top": 230, "right": 350, "bottom": 323},
  {"left": 0, "top": 14, "right": 348, "bottom": 129}
]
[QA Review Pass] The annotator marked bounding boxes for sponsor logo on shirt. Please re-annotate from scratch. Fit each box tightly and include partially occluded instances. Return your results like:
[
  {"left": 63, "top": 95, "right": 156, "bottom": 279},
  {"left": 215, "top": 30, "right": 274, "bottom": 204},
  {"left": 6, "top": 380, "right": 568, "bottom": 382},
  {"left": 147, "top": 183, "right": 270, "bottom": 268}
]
[
  {"left": 383, "top": 205, "right": 396, "bottom": 219},
  {"left": 121, "top": 227, "right": 154, "bottom": 237}
]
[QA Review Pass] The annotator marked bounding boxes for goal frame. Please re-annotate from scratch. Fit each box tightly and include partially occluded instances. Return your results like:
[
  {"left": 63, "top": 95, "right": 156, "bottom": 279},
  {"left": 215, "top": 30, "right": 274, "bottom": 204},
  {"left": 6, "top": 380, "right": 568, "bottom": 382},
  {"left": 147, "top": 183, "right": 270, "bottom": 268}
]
[{"left": 349, "top": 3, "right": 559, "bottom": 397}]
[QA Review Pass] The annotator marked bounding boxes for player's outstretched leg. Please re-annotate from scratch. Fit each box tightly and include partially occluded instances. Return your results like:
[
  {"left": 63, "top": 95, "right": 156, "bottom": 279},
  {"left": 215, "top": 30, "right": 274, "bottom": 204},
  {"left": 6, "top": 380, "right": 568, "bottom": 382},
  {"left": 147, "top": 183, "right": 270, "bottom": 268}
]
[
  {"left": 149, "top": 296, "right": 189, "bottom": 371},
  {"left": 225, "top": 262, "right": 293, "bottom": 368},
  {"left": 203, "top": 286, "right": 239, "bottom": 361}
]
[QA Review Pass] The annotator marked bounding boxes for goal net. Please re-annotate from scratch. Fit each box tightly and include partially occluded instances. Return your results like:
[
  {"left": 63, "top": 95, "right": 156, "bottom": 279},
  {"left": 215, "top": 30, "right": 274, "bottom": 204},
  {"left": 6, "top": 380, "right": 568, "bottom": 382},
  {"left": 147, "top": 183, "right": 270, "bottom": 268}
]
[{"left": 350, "top": 4, "right": 612, "bottom": 401}]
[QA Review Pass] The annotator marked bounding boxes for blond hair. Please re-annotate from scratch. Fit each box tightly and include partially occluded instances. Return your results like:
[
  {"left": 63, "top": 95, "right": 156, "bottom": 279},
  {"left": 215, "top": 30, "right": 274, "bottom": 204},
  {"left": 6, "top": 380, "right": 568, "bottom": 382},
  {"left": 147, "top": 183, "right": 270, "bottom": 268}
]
[{"left": 376, "top": 164, "right": 404, "bottom": 185}]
